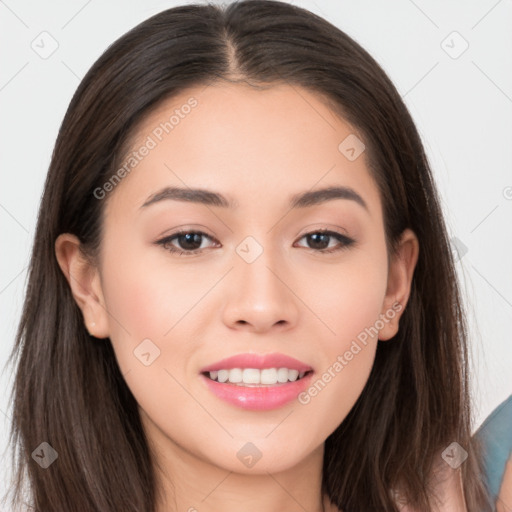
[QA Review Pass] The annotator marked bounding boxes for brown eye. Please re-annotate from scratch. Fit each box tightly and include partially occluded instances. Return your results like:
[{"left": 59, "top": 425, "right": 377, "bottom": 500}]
[
  {"left": 156, "top": 229, "right": 355, "bottom": 257},
  {"left": 295, "top": 230, "right": 355, "bottom": 253},
  {"left": 156, "top": 230, "right": 218, "bottom": 256}
]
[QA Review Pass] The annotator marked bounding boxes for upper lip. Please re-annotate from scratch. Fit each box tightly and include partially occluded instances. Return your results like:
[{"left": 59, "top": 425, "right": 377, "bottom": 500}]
[{"left": 200, "top": 352, "right": 313, "bottom": 373}]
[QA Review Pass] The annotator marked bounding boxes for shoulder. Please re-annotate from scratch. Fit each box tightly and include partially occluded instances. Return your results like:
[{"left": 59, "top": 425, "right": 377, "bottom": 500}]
[
  {"left": 390, "top": 457, "right": 467, "bottom": 512},
  {"left": 475, "top": 394, "right": 512, "bottom": 499},
  {"left": 426, "top": 455, "right": 467, "bottom": 511},
  {"left": 323, "top": 457, "right": 468, "bottom": 512}
]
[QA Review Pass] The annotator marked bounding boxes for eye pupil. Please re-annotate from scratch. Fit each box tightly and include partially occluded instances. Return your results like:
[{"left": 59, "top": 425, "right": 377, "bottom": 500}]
[
  {"left": 178, "top": 233, "right": 202, "bottom": 250},
  {"left": 308, "top": 233, "right": 330, "bottom": 249}
]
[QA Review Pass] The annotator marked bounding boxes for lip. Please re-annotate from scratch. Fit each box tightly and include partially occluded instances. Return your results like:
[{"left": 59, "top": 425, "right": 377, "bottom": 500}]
[
  {"left": 200, "top": 371, "right": 314, "bottom": 411},
  {"left": 199, "top": 352, "right": 313, "bottom": 373},
  {"left": 199, "top": 352, "right": 314, "bottom": 411}
]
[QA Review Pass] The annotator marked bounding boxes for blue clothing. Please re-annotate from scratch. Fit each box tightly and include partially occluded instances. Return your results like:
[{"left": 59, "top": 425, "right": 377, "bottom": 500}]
[{"left": 474, "top": 395, "right": 512, "bottom": 502}]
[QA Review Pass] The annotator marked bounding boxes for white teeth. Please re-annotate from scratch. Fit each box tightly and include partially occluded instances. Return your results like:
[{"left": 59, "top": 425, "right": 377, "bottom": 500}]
[
  {"left": 243, "top": 368, "right": 260, "bottom": 384},
  {"left": 260, "top": 368, "right": 277, "bottom": 385},
  {"left": 288, "top": 369, "right": 299, "bottom": 382},
  {"left": 228, "top": 368, "right": 242, "bottom": 383},
  {"left": 277, "top": 367, "right": 289, "bottom": 383},
  {"left": 217, "top": 369, "right": 229, "bottom": 383},
  {"left": 207, "top": 367, "right": 309, "bottom": 385}
]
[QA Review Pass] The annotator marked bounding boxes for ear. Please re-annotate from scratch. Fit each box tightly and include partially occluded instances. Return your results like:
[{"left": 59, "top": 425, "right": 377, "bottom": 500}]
[
  {"left": 378, "top": 228, "right": 419, "bottom": 341},
  {"left": 54, "top": 233, "right": 110, "bottom": 339}
]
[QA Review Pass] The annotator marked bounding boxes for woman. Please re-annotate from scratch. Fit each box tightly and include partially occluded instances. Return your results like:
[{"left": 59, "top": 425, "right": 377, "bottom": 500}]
[{"left": 5, "top": 1, "right": 493, "bottom": 510}]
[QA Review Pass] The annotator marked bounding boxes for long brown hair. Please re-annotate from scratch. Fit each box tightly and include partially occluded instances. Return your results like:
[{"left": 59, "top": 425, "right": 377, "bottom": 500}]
[{"left": 4, "top": 1, "right": 492, "bottom": 510}]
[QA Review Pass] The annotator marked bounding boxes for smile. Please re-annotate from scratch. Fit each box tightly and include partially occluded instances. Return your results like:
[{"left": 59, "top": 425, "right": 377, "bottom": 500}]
[
  {"left": 199, "top": 352, "right": 315, "bottom": 411},
  {"left": 204, "top": 367, "right": 312, "bottom": 386}
]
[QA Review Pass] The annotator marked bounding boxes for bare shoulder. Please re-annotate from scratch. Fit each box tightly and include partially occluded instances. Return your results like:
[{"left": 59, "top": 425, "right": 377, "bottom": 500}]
[
  {"left": 426, "top": 457, "right": 468, "bottom": 512},
  {"left": 496, "top": 455, "right": 512, "bottom": 512},
  {"left": 322, "top": 458, "right": 468, "bottom": 512},
  {"left": 390, "top": 458, "right": 467, "bottom": 512}
]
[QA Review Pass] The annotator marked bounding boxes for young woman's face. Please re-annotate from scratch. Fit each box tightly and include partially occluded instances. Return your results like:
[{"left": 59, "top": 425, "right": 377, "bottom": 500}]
[{"left": 83, "top": 83, "right": 416, "bottom": 474}]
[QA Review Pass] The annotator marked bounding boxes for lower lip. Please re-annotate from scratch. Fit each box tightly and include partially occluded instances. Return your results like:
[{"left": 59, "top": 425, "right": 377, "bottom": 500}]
[{"left": 200, "top": 372, "right": 314, "bottom": 411}]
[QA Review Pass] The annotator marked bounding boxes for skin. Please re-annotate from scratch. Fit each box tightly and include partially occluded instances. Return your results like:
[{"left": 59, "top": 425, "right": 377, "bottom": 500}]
[
  {"left": 55, "top": 82, "right": 464, "bottom": 511},
  {"left": 497, "top": 455, "right": 512, "bottom": 512}
]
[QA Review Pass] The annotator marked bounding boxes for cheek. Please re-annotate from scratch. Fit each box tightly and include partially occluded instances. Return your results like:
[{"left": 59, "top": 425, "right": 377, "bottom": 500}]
[
  {"left": 98, "top": 244, "right": 228, "bottom": 429},
  {"left": 297, "top": 252, "right": 388, "bottom": 426},
  {"left": 98, "top": 253, "right": 200, "bottom": 424},
  {"left": 307, "top": 251, "right": 388, "bottom": 347},
  {"left": 298, "top": 288, "right": 383, "bottom": 437},
  {"left": 100, "top": 243, "right": 209, "bottom": 341}
]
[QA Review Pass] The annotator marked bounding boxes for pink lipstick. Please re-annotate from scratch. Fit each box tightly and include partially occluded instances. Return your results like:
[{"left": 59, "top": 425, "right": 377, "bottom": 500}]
[{"left": 199, "top": 353, "right": 314, "bottom": 411}]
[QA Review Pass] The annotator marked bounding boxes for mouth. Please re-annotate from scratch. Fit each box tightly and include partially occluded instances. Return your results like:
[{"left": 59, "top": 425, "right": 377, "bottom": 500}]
[
  {"left": 199, "top": 352, "right": 315, "bottom": 411},
  {"left": 202, "top": 368, "right": 314, "bottom": 387}
]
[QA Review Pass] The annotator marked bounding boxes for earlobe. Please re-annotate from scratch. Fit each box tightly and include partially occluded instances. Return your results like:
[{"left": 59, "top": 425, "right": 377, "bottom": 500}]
[
  {"left": 54, "top": 233, "right": 110, "bottom": 339},
  {"left": 379, "top": 228, "right": 419, "bottom": 341}
]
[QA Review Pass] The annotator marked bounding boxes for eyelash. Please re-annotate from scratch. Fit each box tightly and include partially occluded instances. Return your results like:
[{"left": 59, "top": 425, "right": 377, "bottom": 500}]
[{"left": 155, "top": 229, "right": 355, "bottom": 256}]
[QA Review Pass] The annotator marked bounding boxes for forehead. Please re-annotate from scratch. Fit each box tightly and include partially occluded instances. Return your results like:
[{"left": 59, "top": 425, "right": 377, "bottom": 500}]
[{"left": 105, "top": 82, "right": 381, "bottom": 217}]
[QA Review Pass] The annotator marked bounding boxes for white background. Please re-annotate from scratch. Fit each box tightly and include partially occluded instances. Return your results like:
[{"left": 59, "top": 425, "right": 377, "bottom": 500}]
[{"left": 1, "top": 0, "right": 511, "bottom": 500}]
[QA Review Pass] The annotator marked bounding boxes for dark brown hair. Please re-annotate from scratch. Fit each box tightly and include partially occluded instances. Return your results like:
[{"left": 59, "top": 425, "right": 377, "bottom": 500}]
[{"left": 4, "top": 1, "right": 492, "bottom": 510}]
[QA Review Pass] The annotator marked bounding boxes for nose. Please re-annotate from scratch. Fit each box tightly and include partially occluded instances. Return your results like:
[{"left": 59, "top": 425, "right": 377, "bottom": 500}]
[{"left": 221, "top": 244, "right": 300, "bottom": 334}]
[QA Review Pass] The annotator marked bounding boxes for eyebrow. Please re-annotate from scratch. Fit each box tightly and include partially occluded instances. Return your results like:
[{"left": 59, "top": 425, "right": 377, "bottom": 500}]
[{"left": 141, "top": 185, "right": 368, "bottom": 212}]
